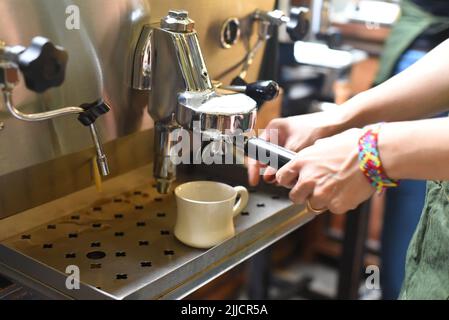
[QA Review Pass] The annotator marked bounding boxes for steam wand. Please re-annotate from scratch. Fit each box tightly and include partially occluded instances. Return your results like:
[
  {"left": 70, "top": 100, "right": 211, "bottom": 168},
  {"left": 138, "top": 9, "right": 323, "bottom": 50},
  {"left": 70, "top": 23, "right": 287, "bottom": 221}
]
[{"left": 0, "top": 37, "right": 110, "bottom": 176}]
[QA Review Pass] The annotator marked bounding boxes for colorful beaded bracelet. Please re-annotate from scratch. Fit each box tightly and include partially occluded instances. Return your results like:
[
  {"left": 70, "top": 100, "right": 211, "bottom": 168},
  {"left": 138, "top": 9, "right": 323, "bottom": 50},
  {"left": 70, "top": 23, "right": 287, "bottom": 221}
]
[{"left": 358, "top": 124, "right": 399, "bottom": 193}]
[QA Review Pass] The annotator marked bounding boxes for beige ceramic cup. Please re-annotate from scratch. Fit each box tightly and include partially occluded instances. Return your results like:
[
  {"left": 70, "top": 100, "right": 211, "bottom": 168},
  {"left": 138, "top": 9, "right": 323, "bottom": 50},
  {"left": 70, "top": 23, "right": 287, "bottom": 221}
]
[{"left": 174, "top": 181, "right": 249, "bottom": 249}]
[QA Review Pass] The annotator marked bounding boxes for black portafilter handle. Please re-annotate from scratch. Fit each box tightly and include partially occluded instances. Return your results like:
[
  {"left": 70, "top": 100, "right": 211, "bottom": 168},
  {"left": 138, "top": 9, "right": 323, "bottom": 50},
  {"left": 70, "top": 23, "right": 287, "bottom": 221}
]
[
  {"left": 226, "top": 80, "right": 280, "bottom": 106},
  {"left": 15, "top": 37, "right": 68, "bottom": 93},
  {"left": 243, "top": 137, "right": 296, "bottom": 169}
]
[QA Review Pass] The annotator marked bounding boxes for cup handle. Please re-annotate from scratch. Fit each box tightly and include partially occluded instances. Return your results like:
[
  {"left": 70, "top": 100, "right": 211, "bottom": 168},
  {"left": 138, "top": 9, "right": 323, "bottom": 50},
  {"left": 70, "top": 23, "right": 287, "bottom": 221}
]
[{"left": 232, "top": 186, "right": 249, "bottom": 217}]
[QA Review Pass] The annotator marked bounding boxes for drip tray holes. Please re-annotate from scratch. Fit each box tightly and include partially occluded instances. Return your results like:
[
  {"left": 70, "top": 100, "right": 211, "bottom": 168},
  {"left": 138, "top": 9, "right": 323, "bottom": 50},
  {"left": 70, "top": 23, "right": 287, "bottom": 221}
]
[
  {"left": 68, "top": 233, "right": 78, "bottom": 239},
  {"left": 139, "top": 241, "right": 149, "bottom": 246},
  {"left": 157, "top": 212, "right": 166, "bottom": 218},
  {"left": 90, "top": 263, "right": 102, "bottom": 269},
  {"left": 271, "top": 195, "right": 280, "bottom": 200},
  {"left": 115, "top": 232, "right": 125, "bottom": 237},
  {"left": 113, "top": 198, "right": 123, "bottom": 203},
  {"left": 21, "top": 235, "right": 31, "bottom": 240},
  {"left": 43, "top": 244, "right": 53, "bottom": 249},
  {"left": 154, "top": 198, "right": 163, "bottom": 202},
  {"left": 47, "top": 224, "right": 56, "bottom": 230},
  {"left": 65, "top": 253, "right": 76, "bottom": 259},
  {"left": 116, "top": 274, "right": 128, "bottom": 280},
  {"left": 133, "top": 191, "right": 142, "bottom": 195},
  {"left": 136, "top": 222, "right": 146, "bottom": 227},
  {"left": 71, "top": 215, "right": 80, "bottom": 220},
  {"left": 86, "top": 251, "right": 106, "bottom": 260},
  {"left": 93, "top": 207, "right": 102, "bottom": 212},
  {"left": 92, "top": 223, "right": 102, "bottom": 228},
  {"left": 241, "top": 211, "right": 250, "bottom": 216},
  {"left": 164, "top": 250, "right": 175, "bottom": 256},
  {"left": 135, "top": 205, "right": 144, "bottom": 210},
  {"left": 160, "top": 230, "right": 170, "bottom": 235},
  {"left": 115, "top": 251, "right": 126, "bottom": 257},
  {"left": 257, "top": 203, "right": 266, "bottom": 208},
  {"left": 140, "top": 261, "right": 152, "bottom": 268},
  {"left": 91, "top": 242, "right": 101, "bottom": 248},
  {"left": 114, "top": 214, "right": 124, "bottom": 219}
]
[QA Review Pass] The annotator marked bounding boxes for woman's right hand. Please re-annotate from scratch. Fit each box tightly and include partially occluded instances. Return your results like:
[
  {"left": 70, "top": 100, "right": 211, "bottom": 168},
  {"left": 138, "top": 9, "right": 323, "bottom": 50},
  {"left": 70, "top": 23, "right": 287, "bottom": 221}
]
[{"left": 247, "top": 110, "right": 346, "bottom": 186}]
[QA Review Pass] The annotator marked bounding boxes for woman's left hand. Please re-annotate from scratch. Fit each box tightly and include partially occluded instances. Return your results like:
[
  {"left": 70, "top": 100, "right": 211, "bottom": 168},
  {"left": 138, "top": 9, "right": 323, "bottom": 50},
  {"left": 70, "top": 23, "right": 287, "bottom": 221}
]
[{"left": 275, "top": 128, "right": 376, "bottom": 214}]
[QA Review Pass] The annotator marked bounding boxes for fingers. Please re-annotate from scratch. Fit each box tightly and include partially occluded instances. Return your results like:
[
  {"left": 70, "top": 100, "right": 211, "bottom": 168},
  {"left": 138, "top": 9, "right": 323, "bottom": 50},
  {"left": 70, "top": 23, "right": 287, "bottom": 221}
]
[
  {"left": 289, "top": 178, "right": 315, "bottom": 204},
  {"left": 307, "top": 188, "right": 330, "bottom": 213},
  {"left": 247, "top": 157, "right": 261, "bottom": 186},
  {"left": 263, "top": 166, "right": 277, "bottom": 184},
  {"left": 248, "top": 118, "right": 285, "bottom": 186},
  {"left": 275, "top": 157, "right": 302, "bottom": 188}
]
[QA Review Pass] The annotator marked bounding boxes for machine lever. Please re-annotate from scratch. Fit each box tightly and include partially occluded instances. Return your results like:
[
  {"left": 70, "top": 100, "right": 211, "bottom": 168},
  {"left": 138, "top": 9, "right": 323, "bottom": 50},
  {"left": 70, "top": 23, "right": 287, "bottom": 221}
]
[{"left": 222, "top": 80, "right": 280, "bottom": 106}]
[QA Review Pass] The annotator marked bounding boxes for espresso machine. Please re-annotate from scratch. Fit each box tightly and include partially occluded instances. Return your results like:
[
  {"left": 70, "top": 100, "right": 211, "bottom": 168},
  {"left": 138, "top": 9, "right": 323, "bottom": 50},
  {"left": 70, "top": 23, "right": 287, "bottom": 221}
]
[{"left": 0, "top": 0, "right": 315, "bottom": 299}]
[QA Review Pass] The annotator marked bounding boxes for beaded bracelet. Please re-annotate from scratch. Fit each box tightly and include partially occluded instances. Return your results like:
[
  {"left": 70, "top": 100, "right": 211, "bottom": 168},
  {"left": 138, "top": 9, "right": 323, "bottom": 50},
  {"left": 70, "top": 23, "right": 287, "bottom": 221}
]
[{"left": 358, "top": 123, "right": 399, "bottom": 193}]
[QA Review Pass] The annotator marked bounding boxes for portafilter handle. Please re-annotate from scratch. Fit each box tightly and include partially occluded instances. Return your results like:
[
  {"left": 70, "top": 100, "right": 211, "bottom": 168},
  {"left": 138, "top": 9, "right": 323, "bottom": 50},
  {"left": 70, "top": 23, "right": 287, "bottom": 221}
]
[{"left": 243, "top": 136, "right": 296, "bottom": 169}]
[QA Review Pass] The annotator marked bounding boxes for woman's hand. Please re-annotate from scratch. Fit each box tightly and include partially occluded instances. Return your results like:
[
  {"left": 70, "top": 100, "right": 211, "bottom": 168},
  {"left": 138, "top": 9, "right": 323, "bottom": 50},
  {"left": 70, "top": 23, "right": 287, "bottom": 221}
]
[
  {"left": 248, "top": 110, "right": 346, "bottom": 186},
  {"left": 275, "top": 128, "right": 376, "bottom": 214}
]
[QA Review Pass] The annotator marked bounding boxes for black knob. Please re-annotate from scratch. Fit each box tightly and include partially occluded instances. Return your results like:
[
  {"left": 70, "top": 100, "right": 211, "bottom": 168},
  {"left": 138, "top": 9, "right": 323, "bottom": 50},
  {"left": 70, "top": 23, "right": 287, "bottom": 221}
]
[
  {"left": 245, "top": 80, "right": 280, "bottom": 104},
  {"left": 17, "top": 37, "right": 68, "bottom": 93},
  {"left": 78, "top": 99, "right": 111, "bottom": 126},
  {"left": 287, "top": 7, "right": 310, "bottom": 42},
  {"left": 317, "top": 27, "right": 343, "bottom": 49}
]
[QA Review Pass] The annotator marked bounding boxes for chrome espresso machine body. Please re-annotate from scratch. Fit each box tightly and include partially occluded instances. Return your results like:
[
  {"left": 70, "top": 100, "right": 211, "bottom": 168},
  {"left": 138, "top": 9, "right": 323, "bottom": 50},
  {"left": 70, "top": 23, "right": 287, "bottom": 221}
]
[{"left": 0, "top": 0, "right": 315, "bottom": 299}]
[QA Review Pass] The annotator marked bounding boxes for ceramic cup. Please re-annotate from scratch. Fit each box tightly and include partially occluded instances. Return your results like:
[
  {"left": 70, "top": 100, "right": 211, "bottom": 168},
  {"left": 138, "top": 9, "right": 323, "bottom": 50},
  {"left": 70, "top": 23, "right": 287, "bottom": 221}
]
[{"left": 174, "top": 181, "right": 249, "bottom": 249}]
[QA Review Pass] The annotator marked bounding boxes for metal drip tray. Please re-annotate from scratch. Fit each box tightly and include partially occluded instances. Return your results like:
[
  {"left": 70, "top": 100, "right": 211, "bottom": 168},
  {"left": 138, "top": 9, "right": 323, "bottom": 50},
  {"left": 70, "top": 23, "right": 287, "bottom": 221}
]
[{"left": 0, "top": 165, "right": 314, "bottom": 299}]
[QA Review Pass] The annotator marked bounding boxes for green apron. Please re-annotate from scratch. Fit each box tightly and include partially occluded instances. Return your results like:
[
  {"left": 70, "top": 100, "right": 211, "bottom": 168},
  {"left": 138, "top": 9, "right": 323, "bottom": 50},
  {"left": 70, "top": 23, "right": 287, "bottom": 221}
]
[
  {"left": 400, "top": 181, "right": 449, "bottom": 299},
  {"left": 374, "top": 0, "right": 449, "bottom": 299},
  {"left": 375, "top": 0, "right": 449, "bottom": 85}
]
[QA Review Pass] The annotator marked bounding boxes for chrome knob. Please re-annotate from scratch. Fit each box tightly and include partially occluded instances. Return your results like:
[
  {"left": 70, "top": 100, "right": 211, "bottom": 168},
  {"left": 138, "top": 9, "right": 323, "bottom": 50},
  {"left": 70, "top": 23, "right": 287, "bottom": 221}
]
[{"left": 161, "top": 10, "right": 194, "bottom": 32}]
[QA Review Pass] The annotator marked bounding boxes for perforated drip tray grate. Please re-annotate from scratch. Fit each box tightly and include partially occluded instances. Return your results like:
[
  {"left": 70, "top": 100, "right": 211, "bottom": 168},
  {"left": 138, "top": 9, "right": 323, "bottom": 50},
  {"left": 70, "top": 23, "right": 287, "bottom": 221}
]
[{"left": 0, "top": 170, "right": 314, "bottom": 299}]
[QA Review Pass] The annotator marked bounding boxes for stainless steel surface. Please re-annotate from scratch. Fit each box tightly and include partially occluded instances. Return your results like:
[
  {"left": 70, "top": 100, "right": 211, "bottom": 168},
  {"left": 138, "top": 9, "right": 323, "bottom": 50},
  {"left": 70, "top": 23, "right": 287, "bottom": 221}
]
[
  {"left": 142, "top": 15, "right": 213, "bottom": 121},
  {"left": 89, "top": 124, "right": 110, "bottom": 177},
  {"left": 176, "top": 90, "right": 257, "bottom": 134},
  {"left": 161, "top": 10, "right": 195, "bottom": 33},
  {"left": 139, "top": 10, "right": 260, "bottom": 193},
  {"left": 132, "top": 25, "right": 152, "bottom": 91},
  {"left": 3, "top": 89, "right": 84, "bottom": 121},
  {"left": 253, "top": 9, "right": 290, "bottom": 26},
  {"left": 0, "top": 164, "right": 314, "bottom": 300},
  {"left": 0, "top": 0, "right": 276, "bottom": 218},
  {"left": 153, "top": 120, "right": 179, "bottom": 194},
  {"left": 0, "top": 129, "right": 154, "bottom": 220},
  {"left": 2, "top": 88, "right": 109, "bottom": 177}
]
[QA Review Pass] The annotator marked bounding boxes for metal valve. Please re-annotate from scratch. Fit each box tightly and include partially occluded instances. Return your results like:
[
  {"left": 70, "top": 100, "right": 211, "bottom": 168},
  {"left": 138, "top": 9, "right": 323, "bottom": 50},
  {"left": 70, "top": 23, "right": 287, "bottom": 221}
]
[
  {"left": 252, "top": 7, "right": 310, "bottom": 42},
  {"left": 231, "top": 7, "right": 310, "bottom": 85}
]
